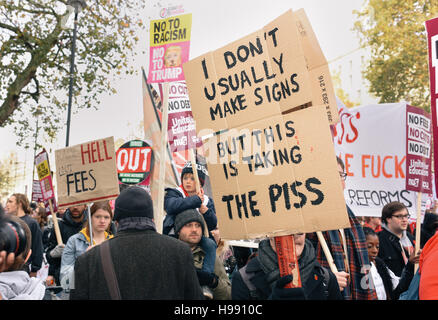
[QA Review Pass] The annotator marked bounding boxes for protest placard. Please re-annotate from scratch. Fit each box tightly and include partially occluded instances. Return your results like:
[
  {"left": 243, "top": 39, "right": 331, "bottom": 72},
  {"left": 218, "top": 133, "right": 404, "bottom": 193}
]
[
  {"left": 202, "top": 107, "right": 349, "bottom": 240},
  {"left": 167, "top": 81, "right": 202, "bottom": 152},
  {"left": 148, "top": 13, "right": 192, "bottom": 84},
  {"left": 183, "top": 9, "right": 348, "bottom": 240},
  {"left": 405, "top": 105, "right": 432, "bottom": 194},
  {"left": 183, "top": 9, "right": 338, "bottom": 138},
  {"left": 35, "top": 149, "right": 55, "bottom": 201},
  {"left": 116, "top": 140, "right": 154, "bottom": 185},
  {"left": 55, "top": 136, "right": 119, "bottom": 208}
]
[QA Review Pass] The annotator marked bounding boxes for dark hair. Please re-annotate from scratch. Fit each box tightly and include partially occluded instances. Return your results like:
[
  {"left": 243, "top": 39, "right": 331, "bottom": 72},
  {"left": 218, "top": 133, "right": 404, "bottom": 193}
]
[
  {"left": 336, "top": 156, "right": 345, "bottom": 171},
  {"left": 381, "top": 201, "right": 408, "bottom": 224},
  {"left": 11, "top": 193, "right": 32, "bottom": 215},
  {"left": 363, "top": 226, "right": 377, "bottom": 237},
  {"left": 36, "top": 207, "right": 48, "bottom": 229}
]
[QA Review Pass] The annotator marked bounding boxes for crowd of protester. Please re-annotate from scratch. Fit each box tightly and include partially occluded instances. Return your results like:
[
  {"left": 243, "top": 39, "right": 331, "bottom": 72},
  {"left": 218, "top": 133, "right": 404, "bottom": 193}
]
[{"left": 1, "top": 159, "right": 438, "bottom": 300}]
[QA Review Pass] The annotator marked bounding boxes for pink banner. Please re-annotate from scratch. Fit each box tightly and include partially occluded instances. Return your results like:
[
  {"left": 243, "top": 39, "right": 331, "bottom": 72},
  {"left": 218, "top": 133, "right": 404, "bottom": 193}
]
[{"left": 426, "top": 17, "right": 438, "bottom": 195}]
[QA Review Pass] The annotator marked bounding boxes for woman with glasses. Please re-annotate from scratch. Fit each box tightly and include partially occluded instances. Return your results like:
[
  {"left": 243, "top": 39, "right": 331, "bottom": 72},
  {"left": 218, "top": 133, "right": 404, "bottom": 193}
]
[{"left": 378, "top": 201, "right": 417, "bottom": 277}]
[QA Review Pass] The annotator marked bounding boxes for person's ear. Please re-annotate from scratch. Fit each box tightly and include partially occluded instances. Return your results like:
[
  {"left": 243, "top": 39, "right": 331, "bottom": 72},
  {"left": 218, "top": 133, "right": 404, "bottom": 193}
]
[{"left": 24, "top": 249, "right": 32, "bottom": 264}]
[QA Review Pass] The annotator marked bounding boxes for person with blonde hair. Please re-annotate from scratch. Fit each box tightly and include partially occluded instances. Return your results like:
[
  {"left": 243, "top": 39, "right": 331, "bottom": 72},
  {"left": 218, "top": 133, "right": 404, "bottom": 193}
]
[{"left": 60, "top": 201, "right": 113, "bottom": 291}]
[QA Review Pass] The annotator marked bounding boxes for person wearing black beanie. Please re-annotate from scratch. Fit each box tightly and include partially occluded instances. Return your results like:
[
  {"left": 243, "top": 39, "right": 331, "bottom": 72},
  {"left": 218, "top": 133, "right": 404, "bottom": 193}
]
[{"left": 70, "top": 186, "right": 203, "bottom": 300}]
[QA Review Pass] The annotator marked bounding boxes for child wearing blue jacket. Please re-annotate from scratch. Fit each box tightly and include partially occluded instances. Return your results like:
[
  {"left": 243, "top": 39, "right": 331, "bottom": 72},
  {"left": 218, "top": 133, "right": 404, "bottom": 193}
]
[{"left": 163, "top": 161, "right": 218, "bottom": 298}]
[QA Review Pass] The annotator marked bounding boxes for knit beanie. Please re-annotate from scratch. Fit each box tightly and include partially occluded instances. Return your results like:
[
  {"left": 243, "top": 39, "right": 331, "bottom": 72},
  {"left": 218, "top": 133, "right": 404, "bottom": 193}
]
[
  {"left": 174, "top": 209, "right": 205, "bottom": 235},
  {"left": 181, "top": 162, "right": 208, "bottom": 186},
  {"left": 113, "top": 186, "right": 154, "bottom": 221}
]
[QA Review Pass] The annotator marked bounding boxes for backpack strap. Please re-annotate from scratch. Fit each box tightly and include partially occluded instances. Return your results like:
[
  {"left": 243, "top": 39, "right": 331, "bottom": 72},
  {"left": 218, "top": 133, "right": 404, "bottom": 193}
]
[
  {"left": 319, "top": 266, "right": 331, "bottom": 298},
  {"left": 100, "top": 240, "right": 122, "bottom": 300},
  {"left": 238, "top": 264, "right": 259, "bottom": 299}
]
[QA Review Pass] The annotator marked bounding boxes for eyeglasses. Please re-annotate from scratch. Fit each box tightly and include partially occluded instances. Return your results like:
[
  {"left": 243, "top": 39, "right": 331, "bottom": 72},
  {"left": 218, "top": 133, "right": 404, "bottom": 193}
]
[
  {"left": 391, "top": 214, "right": 410, "bottom": 220},
  {"left": 339, "top": 171, "right": 347, "bottom": 181}
]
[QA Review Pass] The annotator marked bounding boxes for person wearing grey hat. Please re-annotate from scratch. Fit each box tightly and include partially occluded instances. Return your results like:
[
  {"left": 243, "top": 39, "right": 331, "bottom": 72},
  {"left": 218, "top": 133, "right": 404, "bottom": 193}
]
[
  {"left": 70, "top": 186, "right": 203, "bottom": 300},
  {"left": 175, "top": 209, "right": 231, "bottom": 300}
]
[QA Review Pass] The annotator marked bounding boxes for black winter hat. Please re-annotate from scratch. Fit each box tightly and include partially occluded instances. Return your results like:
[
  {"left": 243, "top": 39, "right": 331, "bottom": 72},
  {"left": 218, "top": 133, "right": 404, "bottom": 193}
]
[
  {"left": 181, "top": 162, "right": 208, "bottom": 186},
  {"left": 174, "top": 209, "right": 205, "bottom": 235},
  {"left": 114, "top": 186, "right": 154, "bottom": 221}
]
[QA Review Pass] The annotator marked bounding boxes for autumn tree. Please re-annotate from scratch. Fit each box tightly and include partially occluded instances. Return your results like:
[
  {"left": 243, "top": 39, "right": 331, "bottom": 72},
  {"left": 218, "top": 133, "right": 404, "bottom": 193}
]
[
  {"left": 0, "top": 0, "right": 145, "bottom": 146},
  {"left": 354, "top": 0, "right": 438, "bottom": 111}
]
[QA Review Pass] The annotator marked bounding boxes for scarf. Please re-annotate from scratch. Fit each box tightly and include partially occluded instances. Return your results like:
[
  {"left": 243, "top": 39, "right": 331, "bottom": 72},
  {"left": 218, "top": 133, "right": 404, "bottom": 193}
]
[
  {"left": 117, "top": 216, "right": 156, "bottom": 232},
  {"left": 257, "top": 238, "right": 317, "bottom": 288}
]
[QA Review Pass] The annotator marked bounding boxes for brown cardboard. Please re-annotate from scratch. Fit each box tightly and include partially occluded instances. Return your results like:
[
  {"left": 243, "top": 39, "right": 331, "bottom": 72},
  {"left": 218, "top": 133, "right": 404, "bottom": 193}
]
[
  {"left": 204, "top": 107, "right": 349, "bottom": 240},
  {"left": 293, "top": 9, "right": 339, "bottom": 124},
  {"left": 184, "top": 9, "right": 348, "bottom": 240},
  {"left": 55, "top": 136, "right": 120, "bottom": 208},
  {"left": 183, "top": 9, "right": 316, "bottom": 135}
]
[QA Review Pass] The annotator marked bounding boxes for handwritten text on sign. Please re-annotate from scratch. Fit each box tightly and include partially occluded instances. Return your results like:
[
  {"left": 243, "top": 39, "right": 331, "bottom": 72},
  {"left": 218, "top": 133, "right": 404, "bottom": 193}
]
[
  {"left": 203, "top": 107, "right": 349, "bottom": 240},
  {"left": 55, "top": 137, "right": 119, "bottom": 207}
]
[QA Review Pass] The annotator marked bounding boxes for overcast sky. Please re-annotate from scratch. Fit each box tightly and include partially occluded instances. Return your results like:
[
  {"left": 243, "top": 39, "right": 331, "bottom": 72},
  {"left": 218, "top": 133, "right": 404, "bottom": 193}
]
[{"left": 0, "top": 0, "right": 366, "bottom": 195}]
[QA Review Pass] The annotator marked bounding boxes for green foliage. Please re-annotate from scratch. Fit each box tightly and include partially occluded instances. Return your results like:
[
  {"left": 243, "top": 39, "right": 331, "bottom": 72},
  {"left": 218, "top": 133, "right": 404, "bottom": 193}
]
[
  {"left": 354, "top": 0, "right": 438, "bottom": 111},
  {"left": 0, "top": 0, "right": 145, "bottom": 146}
]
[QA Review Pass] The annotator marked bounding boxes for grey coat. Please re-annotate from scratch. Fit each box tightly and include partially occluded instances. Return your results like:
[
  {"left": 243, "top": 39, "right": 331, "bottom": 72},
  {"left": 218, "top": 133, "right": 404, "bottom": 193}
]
[{"left": 70, "top": 229, "right": 204, "bottom": 300}]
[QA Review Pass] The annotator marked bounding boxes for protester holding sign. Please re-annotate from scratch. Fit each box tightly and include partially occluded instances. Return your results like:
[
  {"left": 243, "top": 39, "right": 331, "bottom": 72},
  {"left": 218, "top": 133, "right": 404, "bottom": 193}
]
[
  {"left": 231, "top": 233, "right": 342, "bottom": 300},
  {"left": 307, "top": 157, "right": 378, "bottom": 300},
  {"left": 60, "top": 201, "right": 114, "bottom": 292},
  {"left": 45, "top": 205, "right": 87, "bottom": 286},
  {"left": 5, "top": 193, "right": 44, "bottom": 278}
]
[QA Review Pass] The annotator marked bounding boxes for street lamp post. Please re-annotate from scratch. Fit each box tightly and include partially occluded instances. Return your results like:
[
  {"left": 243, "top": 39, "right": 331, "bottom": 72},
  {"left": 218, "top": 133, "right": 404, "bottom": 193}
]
[{"left": 65, "top": 0, "right": 87, "bottom": 147}]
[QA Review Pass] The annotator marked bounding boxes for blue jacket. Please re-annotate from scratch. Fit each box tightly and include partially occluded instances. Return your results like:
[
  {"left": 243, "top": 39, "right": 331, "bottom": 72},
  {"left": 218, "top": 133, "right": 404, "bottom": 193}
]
[
  {"left": 163, "top": 187, "right": 217, "bottom": 235},
  {"left": 60, "top": 228, "right": 112, "bottom": 289}
]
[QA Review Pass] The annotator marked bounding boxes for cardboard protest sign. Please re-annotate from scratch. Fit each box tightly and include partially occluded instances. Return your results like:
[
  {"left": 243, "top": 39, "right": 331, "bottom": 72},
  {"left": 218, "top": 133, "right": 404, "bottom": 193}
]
[
  {"left": 35, "top": 150, "right": 55, "bottom": 201},
  {"left": 55, "top": 136, "right": 120, "bottom": 208},
  {"left": 116, "top": 140, "right": 154, "bottom": 185},
  {"left": 405, "top": 105, "right": 432, "bottom": 194},
  {"left": 167, "top": 81, "right": 203, "bottom": 152},
  {"left": 426, "top": 17, "right": 438, "bottom": 195},
  {"left": 202, "top": 107, "right": 349, "bottom": 240},
  {"left": 183, "top": 9, "right": 338, "bottom": 138},
  {"left": 148, "top": 13, "right": 192, "bottom": 83}
]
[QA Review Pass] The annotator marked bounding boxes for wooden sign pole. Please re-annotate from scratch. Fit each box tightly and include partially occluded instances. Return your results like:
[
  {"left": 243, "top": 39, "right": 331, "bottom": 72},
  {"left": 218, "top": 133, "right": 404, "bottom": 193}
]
[
  {"left": 48, "top": 199, "right": 63, "bottom": 245},
  {"left": 156, "top": 83, "right": 170, "bottom": 235},
  {"left": 414, "top": 192, "right": 422, "bottom": 273},
  {"left": 316, "top": 231, "right": 338, "bottom": 273},
  {"left": 87, "top": 203, "right": 93, "bottom": 246}
]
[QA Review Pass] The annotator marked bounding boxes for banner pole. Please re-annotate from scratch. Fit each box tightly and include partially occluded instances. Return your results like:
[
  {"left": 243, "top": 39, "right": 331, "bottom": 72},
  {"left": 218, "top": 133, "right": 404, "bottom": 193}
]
[
  {"left": 414, "top": 192, "right": 422, "bottom": 273},
  {"left": 316, "top": 231, "right": 338, "bottom": 273},
  {"left": 87, "top": 203, "right": 93, "bottom": 246},
  {"left": 156, "top": 82, "right": 170, "bottom": 235},
  {"left": 49, "top": 199, "right": 63, "bottom": 245}
]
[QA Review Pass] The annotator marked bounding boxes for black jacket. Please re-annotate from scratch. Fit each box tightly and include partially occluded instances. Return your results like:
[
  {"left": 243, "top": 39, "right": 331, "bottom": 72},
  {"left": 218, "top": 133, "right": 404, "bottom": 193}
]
[
  {"left": 378, "top": 227, "right": 415, "bottom": 277},
  {"left": 373, "top": 257, "right": 414, "bottom": 300},
  {"left": 231, "top": 256, "right": 343, "bottom": 300},
  {"left": 45, "top": 209, "right": 87, "bottom": 284},
  {"left": 20, "top": 215, "right": 44, "bottom": 273},
  {"left": 163, "top": 187, "right": 217, "bottom": 235},
  {"left": 70, "top": 229, "right": 204, "bottom": 300}
]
